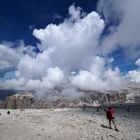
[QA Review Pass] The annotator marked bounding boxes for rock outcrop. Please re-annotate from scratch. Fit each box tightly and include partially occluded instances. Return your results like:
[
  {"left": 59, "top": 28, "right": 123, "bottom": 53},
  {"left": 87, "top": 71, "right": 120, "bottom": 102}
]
[
  {"left": 3, "top": 90, "right": 127, "bottom": 109},
  {"left": 4, "top": 93, "right": 36, "bottom": 109}
]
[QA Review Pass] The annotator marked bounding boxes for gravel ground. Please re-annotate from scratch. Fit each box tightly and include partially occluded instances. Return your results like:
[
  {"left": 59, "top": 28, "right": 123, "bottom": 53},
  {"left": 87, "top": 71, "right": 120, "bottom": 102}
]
[{"left": 0, "top": 107, "right": 139, "bottom": 140}]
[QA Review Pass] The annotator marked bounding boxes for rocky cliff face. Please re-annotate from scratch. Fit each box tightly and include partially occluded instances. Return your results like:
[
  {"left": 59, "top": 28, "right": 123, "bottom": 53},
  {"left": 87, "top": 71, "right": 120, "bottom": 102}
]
[
  {"left": 4, "top": 93, "right": 36, "bottom": 109},
  {"left": 1, "top": 83, "right": 140, "bottom": 109},
  {"left": 77, "top": 90, "right": 127, "bottom": 106},
  {"left": 3, "top": 90, "right": 128, "bottom": 109},
  {"left": 125, "top": 84, "right": 140, "bottom": 103}
]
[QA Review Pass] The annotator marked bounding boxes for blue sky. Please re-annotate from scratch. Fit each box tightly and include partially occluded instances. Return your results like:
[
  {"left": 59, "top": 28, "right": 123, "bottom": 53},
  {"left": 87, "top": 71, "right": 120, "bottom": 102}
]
[
  {"left": 0, "top": 0, "right": 98, "bottom": 44},
  {"left": 0, "top": 0, "right": 136, "bottom": 73},
  {"left": 0, "top": 0, "right": 140, "bottom": 91}
]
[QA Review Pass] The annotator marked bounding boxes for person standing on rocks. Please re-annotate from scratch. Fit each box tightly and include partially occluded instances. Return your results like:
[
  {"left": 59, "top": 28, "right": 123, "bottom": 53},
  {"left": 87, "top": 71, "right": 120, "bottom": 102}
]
[
  {"left": 104, "top": 107, "right": 119, "bottom": 131},
  {"left": 97, "top": 107, "right": 99, "bottom": 112},
  {"left": 83, "top": 104, "right": 86, "bottom": 111}
]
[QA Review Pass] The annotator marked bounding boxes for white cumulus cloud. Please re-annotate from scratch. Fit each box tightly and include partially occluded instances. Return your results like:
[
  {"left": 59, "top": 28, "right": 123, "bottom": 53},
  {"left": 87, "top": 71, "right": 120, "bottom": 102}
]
[
  {"left": 70, "top": 56, "right": 126, "bottom": 91},
  {"left": 98, "top": 0, "right": 140, "bottom": 58},
  {"left": 0, "top": 4, "right": 133, "bottom": 98},
  {"left": 126, "top": 58, "right": 140, "bottom": 83}
]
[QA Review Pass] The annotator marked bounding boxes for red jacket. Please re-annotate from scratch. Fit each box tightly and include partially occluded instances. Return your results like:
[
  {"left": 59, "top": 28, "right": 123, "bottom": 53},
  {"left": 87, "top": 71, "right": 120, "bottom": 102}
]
[{"left": 105, "top": 108, "right": 115, "bottom": 119}]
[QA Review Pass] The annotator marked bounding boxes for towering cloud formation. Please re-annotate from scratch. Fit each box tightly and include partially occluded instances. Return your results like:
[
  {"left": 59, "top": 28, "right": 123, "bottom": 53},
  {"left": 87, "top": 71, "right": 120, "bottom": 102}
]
[
  {"left": 98, "top": 0, "right": 140, "bottom": 58},
  {"left": 0, "top": 44, "right": 20, "bottom": 76},
  {"left": 126, "top": 58, "right": 140, "bottom": 83},
  {"left": 0, "top": 3, "right": 139, "bottom": 98}
]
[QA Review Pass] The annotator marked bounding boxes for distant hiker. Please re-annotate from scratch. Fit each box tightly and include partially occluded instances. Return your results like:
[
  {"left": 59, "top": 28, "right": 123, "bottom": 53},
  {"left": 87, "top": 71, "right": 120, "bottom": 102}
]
[
  {"left": 97, "top": 107, "right": 99, "bottom": 112},
  {"left": 104, "top": 107, "right": 119, "bottom": 131},
  {"left": 7, "top": 111, "right": 10, "bottom": 115},
  {"left": 0, "top": 112, "right": 1, "bottom": 115},
  {"left": 127, "top": 108, "right": 130, "bottom": 112},
  {"left": 83, "top": 104, "right": 86, "bottom": 111}
]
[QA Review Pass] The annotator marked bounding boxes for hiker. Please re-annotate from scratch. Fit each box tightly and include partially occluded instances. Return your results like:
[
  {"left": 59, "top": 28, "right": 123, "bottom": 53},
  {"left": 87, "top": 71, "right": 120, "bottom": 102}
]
[
  {"left": 83, "top": 104, "right": 86, "bottom": 111},
  {"left": 97, "top": 107, "right": 99, "bottom": 112},
  {"left": 104, "top": 107, "right": 119, "bottom": 131},
  {"left": 127, "top": 108, "right": 130, "bottom": 112}
]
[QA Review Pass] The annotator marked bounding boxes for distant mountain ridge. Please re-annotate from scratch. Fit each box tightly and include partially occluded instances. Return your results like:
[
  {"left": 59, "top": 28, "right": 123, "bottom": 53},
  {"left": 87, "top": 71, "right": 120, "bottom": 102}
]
[
  {"left": 0, "top": 84, "right": 139, "bottom": 109},
  {"left": 0, "top": 90, "right": 126, "bottom": 109}
]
